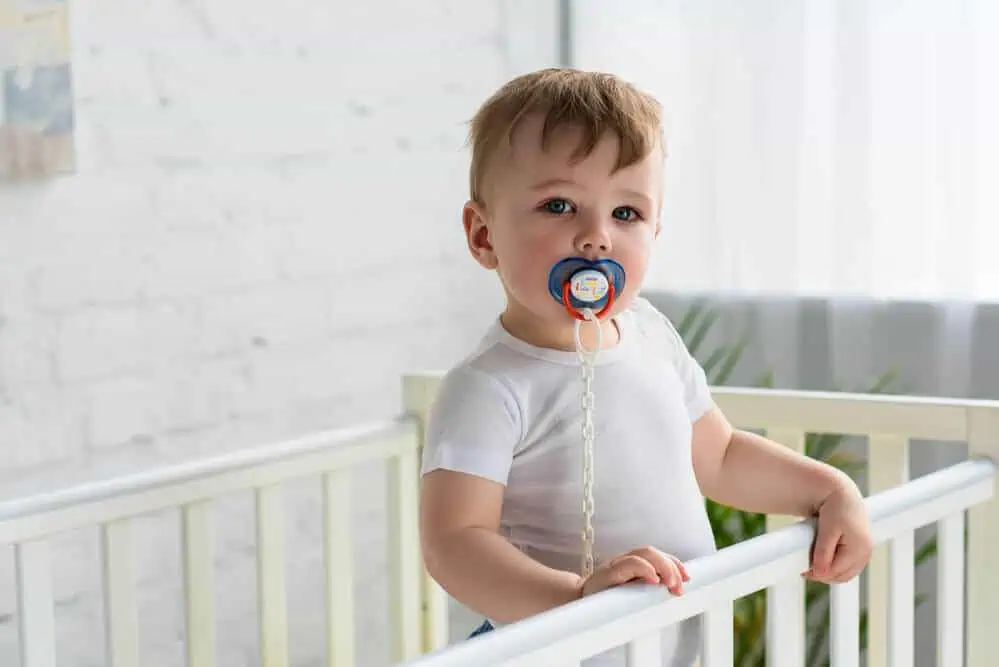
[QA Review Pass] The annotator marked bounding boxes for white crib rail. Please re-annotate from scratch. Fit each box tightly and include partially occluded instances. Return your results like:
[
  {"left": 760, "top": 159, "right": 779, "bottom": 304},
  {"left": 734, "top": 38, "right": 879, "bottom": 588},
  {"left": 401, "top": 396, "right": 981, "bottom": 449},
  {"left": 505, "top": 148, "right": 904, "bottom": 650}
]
[
  {"left": 0, "top": 419, "right": 425, "bottom": 667},
  {"left": 394, "top": 458, "right": 996, "bottom": 667},
  {"left": 3, "top": 377, "right": 998, "bottom": 667}
]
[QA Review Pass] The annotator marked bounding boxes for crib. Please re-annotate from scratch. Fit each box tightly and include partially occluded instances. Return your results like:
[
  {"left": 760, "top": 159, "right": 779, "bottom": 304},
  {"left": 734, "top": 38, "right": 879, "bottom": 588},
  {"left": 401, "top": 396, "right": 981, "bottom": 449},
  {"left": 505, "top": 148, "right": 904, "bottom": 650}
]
[{"left": 1, "top": 372, "right": 996, "bottom": 667}]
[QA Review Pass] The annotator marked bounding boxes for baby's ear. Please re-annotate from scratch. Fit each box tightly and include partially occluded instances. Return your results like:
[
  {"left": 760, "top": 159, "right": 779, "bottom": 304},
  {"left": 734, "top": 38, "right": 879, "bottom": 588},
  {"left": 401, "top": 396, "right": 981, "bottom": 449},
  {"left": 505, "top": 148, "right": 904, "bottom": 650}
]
[{"left": 462, "top": 200, "right": 498, "bottom": 269}]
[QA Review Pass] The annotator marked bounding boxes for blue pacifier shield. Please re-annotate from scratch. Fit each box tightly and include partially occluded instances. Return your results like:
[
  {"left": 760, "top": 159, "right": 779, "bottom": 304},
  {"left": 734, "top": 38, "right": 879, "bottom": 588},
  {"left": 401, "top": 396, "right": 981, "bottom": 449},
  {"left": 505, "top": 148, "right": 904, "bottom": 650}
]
[{"left": 547, "top": 257, "right": 626, "bottom": 311}]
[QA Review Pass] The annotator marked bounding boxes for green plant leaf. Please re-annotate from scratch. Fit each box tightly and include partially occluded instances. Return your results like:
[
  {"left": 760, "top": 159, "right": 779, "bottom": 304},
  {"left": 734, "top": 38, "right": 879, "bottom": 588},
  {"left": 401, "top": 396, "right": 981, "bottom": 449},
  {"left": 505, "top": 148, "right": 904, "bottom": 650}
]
[
  {"left": 754, "top": 369, "right": 775, "bottom": 388},
  {"left": 701, "top": 346, "right": 730, "bottom": 377},
  {"left": 823, "top": 452, "right": 866, "bottom": 477},
  {"left": 807, "top": 433, "right": 846, "bottom": 462},
  {"left": 713, "top": 333, "right": 750, "bottom": 386},
  {"left": 675, "top": 301, "right": 706, "bottom": 339},
  {"left": 868, "top": 369, "right": 899, "bottom": 394},
  {"left": 687, "top": 308, "right": 720, "bottom": 357}
]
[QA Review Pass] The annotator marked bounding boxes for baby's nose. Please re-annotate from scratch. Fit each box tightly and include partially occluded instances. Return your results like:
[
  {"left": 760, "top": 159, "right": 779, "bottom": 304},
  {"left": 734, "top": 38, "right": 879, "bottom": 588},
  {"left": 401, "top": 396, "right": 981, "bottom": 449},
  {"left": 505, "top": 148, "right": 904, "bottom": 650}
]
[{"left": 575, "top": 222, "right": 612, "bottom": 256}]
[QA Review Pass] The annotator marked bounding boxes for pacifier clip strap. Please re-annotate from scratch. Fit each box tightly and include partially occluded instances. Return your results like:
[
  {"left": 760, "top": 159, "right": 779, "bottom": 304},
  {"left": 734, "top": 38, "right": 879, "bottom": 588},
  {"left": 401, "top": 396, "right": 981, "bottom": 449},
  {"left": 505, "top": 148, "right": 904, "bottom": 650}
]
[
  {"left": 549, "top": 258, "right": 624, "bottom": 579},
  {"left": 574, "top": 307, "right": 600, "bottom": 579}
]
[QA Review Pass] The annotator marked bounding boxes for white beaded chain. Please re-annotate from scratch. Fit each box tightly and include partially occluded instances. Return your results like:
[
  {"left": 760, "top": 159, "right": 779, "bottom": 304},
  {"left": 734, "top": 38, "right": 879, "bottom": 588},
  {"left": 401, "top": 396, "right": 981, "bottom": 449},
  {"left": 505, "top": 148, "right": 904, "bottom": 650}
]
[{"left": 573, "top": 308, "right": 602, "bottom": 579}]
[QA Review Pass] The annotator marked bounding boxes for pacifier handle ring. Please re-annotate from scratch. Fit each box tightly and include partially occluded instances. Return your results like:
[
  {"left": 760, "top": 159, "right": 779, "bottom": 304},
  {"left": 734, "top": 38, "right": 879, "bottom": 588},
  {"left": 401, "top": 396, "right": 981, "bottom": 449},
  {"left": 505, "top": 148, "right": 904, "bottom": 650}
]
[{"left": 562, "top": 279, "right": 616, "bottom": 321}]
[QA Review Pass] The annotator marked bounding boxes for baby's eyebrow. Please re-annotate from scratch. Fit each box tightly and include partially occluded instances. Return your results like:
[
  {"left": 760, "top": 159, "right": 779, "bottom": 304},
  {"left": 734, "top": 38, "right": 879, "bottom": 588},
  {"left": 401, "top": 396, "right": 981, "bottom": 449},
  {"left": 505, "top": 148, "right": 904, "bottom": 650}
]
[
  {"left": 529, "top": 178, "right": 578, "bottom": 191},
  {"left": 619, "top": 188, "right": 653, "bottom": 203}
]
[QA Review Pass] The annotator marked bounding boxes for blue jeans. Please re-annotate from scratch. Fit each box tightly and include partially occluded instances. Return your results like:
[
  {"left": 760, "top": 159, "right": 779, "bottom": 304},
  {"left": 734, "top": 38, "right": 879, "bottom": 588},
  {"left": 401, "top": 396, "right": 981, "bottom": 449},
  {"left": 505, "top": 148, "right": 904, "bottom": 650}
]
[{"left": 469, "top": 619, "right": 494, "bottom": 638}]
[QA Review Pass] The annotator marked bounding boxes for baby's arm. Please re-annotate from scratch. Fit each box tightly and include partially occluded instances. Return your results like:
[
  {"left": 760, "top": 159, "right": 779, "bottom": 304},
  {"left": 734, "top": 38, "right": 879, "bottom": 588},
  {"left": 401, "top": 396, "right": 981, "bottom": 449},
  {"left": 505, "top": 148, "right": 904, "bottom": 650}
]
[
  {"left": 420, "top": 469, "right": 688, "bottom": 624},
  {"left": 640, "top": 300, "right": 871, "bottom": 583},
  {"left": 420, "top": 468, "right": 582, "bottom": 624},
  {"left": 691, "top": 405, "right": 848, "bottom": 517},
  {"left": 691, "top": 405, "right": 872, "bottom": 583}
]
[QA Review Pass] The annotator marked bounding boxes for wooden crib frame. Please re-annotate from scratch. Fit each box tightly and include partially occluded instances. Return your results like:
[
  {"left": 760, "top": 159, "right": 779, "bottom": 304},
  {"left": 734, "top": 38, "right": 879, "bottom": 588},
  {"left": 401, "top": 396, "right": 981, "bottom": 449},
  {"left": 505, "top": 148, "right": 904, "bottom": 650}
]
[{"left": 1, "top": 373, "right": 997, "bottom": 667}]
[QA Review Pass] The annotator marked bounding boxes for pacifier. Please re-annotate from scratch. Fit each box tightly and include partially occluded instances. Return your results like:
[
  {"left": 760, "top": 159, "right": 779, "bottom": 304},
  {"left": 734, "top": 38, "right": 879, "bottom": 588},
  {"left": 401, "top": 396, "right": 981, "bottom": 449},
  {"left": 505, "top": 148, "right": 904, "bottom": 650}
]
[{"left": 547, "top": 257, "right": 626, "bottom": 320}]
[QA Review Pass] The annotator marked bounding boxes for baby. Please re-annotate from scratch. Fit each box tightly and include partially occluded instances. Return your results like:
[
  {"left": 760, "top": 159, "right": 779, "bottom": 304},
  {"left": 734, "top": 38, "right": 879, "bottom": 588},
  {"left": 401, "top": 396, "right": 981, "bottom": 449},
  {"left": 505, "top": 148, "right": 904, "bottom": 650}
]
[{"left": 418, "top": 68, "right": 872, "bottom": 666}]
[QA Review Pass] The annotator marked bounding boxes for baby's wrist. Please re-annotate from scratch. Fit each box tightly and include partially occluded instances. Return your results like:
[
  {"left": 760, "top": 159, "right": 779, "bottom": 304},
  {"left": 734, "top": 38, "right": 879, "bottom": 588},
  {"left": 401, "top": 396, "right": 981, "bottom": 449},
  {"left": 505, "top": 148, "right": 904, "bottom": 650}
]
[
  {"left": 566, "top": 571, "right": 586, "bottom": 601},
  {"left": 811, "top": 467, "right": 860, "bottom": 513}
]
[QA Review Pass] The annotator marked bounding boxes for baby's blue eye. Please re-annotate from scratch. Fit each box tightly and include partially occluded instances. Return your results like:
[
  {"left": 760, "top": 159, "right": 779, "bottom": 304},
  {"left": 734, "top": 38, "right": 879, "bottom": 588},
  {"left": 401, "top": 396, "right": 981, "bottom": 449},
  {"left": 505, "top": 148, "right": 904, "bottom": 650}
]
[
  {"left": 543, "top": 199, "right": 573, "bottom": 215},
  {"left": 612, "top": 206, "right": 639, "bottom": 222}
]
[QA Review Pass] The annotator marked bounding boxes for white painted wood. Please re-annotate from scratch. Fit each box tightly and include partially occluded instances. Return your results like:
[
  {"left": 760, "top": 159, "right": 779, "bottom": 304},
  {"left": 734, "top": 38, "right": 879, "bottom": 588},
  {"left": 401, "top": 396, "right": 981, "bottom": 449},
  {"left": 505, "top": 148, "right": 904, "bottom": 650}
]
[
  {"left": 967, "top": 404, "right": 999, "bottom": 667},
  {"left": 866, "top": 434, "right": 910, "bottom": 667},
  {"left": 936, "top": 512, "right": 965, "bottom": 667},
  {"left": 0, "top": 377, "right": 993, "bottom": 667},
  {"left": 15, "top": 540, "right": 56, "bottom": 667},
  {"left": 625, "top": 631, "right": 660, "bottom": 666},
  {"left": 712, "top": 386, "right": 984, "bottom": 441},
  {"left": 887, "top": 530, "right": 914, "bottom": 667},
  {"left": 402, "top": 373, "right": 451, "bottom": 652},
  {"left": 699, "top": 600, "right": 734, "bottom": 667},
  {"left": 323, "top": 471, "right": 355, "bottom": 667},
  {"left": 766, "top": 575, "right": 804, "bottom": 667},
  {"left": 829, "top": 578, "right": 860, "bottom": 667},
  {"left": 763, "top": 428, "right": 806, "bottom": 667},
  {"left": 0, "top": 420, "right": 417, "bottom": 544},
  {"left": 183, "top": 500, "right": 215, "bottom": 667},
  {"left": 102, "top": 519, "right": 139, "bottom": 667},
  {"left": 256, "top": 485, "right": 288, "bottom": 667},
  {"left": 764, "top": 429, "right": 806, "bottom": 532},
  {"left": 387, "top": 449, "right": 422, "bottom": 661},
  {"left": 421, "top": 575, "right": 450, "bottom": 654}
]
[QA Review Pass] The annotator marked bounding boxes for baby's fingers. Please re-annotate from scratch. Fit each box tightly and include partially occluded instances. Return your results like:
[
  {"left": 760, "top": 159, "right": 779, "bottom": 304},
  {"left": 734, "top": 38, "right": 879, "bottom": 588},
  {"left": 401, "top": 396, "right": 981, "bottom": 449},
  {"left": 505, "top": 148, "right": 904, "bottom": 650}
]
[
  {"left": 608, "top": 555, "right": 659, "bottom": 587},
  {"left": 669, "top": 555, "right": 690, "bottom": 582},
  {"left": 630, "top": 547, "right": 685, "bottom": 594},
  {"left": 661, "top": 561, "right": 685, "bottom": 595}
]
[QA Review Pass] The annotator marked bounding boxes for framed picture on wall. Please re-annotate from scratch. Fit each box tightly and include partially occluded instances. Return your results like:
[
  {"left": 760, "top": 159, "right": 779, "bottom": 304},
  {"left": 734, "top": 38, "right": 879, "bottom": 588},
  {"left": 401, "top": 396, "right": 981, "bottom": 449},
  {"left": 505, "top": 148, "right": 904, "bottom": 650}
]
[{"left": 0, "top": 0, "right": 75, "bottom": 181}]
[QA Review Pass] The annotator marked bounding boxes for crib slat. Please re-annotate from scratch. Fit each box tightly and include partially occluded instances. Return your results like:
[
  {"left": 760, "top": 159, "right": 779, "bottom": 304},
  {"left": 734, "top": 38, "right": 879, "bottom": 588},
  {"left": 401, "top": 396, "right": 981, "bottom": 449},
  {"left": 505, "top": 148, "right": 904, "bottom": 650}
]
[
  {"left": 829, "top": 578, "right": 860, "bottom": 667},
  {"left": 102, "top": 519, "right": 139, "bottom": 667},
  {"left": 888, "top": 530, "right": 914, "bottom": 667},
  {"left": 867, "top": 434, "right": 909, "bottom": 667},
  {"left": 766, "top": 575, "right": 804, "bottom": 666},
  {"left": 256, "top": 485, "right": 289, "bottom": 667},
  {"left": 15, "top": 540, "right": 56, "bottom": 667},
  {"left": 183, "top": 500, "right": 216, "bottom": 667},
  {"left": 937, "top": 512, "right": 965, "bottom": 667},
  {"left": 967, "top": 407, "right": 999, "bottom": 667},
  {"left": 626, "top": 630, "right": 661, "bottom": 666},
  {"left": 323, "top": 471, "right": 355, "bottom": 667},
  {"left": 387, "top": 449, "right": 422, "bottom": 661},
  {"left": 699, "top": 599, "right": 733, "bottom": 667}
]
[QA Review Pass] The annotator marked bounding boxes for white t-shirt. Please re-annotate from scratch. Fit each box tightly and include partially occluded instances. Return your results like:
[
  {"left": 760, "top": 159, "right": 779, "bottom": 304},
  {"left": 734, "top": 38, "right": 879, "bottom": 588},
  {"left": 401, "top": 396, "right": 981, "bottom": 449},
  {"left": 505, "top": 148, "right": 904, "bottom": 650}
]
[{"left": 421, "top": 297, "right": 718, "bottom": 667}]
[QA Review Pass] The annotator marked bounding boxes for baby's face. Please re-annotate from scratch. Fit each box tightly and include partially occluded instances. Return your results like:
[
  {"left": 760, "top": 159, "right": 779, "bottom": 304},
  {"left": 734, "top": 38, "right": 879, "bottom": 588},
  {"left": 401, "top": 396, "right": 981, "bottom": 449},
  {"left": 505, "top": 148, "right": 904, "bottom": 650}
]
[{"left": 465, "top": 113, "right": 663, "bottom": 328}]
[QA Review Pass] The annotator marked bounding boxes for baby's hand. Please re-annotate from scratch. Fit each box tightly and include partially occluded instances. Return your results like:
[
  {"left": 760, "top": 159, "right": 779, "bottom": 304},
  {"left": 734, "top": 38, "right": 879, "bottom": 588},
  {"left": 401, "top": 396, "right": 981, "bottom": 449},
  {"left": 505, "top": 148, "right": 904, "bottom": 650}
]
[{"left": 580, "top": 546, "right": 689, "bottom": 597}]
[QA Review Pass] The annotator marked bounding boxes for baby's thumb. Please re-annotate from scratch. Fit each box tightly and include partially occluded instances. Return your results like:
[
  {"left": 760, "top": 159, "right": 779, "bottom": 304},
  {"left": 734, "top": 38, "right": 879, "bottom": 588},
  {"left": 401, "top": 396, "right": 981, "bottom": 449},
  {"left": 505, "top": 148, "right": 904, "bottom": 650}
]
[{"left": 811, "top": 527, "right": 840, "bottom": 576}]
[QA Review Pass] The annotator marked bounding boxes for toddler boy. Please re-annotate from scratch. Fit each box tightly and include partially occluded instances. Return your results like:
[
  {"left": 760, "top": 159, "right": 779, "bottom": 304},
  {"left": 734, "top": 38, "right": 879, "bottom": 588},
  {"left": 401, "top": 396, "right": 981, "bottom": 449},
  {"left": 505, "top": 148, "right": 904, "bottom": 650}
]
[{"left": 418, "top": 68, "right": 872, "bottom": 667}]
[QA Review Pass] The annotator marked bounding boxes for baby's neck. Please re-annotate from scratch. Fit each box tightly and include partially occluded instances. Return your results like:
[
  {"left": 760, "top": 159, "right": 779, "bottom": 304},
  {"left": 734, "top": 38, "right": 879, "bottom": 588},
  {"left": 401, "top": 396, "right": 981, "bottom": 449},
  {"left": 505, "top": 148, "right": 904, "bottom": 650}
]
[{"left": 499, "top": 308, "right": 620, "bottom": 353}]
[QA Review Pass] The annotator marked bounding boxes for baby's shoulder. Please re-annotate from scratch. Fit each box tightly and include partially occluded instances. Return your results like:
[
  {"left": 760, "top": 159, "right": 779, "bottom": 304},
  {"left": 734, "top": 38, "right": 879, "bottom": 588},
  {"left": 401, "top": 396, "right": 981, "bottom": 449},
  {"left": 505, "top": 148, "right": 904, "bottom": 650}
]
[{"left": 624, "top": 296, "right": 685, "bottom": 346}]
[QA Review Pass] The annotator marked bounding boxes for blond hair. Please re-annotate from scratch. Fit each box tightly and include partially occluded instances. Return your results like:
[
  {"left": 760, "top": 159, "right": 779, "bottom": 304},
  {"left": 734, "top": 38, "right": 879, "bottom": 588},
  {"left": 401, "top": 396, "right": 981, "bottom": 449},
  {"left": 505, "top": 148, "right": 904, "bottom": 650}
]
[{"left": 467, "top": 68, "right": 664, "bottom": 203}]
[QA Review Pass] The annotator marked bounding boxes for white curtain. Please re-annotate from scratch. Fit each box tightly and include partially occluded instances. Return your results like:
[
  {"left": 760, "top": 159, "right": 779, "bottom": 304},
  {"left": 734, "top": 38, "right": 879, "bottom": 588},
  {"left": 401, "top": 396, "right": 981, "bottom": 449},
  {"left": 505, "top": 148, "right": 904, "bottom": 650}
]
[
  {"left": 572, "top": 8, "right": 999, "bottom": 660},
  {"left": 571, "top": 0, "right": 999, "bottom": 303}
]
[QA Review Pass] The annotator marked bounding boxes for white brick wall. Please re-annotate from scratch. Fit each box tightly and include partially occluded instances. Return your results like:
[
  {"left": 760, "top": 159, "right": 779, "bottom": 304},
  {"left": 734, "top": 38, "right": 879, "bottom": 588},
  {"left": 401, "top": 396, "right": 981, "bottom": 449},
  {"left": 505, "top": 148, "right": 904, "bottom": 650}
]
[{"left": 0, "top": 1, "right": 558, "bottom": 664}]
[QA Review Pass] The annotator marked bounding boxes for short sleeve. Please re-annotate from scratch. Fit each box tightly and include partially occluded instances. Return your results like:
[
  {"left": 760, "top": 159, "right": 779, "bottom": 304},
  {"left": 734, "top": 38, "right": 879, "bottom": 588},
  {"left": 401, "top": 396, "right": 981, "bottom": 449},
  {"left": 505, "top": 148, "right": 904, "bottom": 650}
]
[
  {"left": 421, "top": 366, "right": 522, "bottom": 486},
  {"left": 633, "top": 298, "right": 715, "bottom": 422}
]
